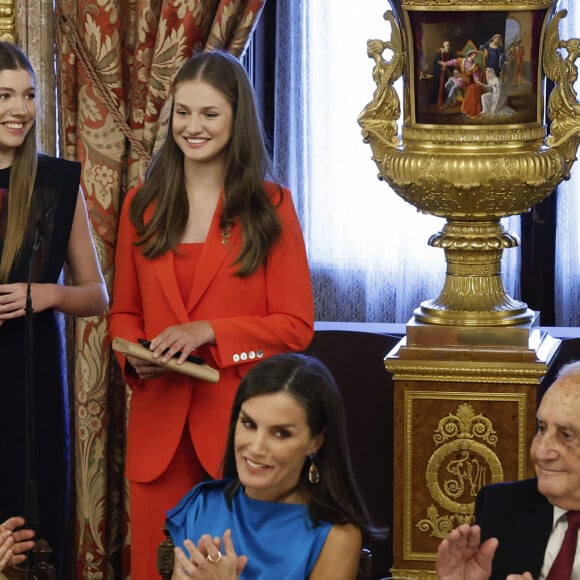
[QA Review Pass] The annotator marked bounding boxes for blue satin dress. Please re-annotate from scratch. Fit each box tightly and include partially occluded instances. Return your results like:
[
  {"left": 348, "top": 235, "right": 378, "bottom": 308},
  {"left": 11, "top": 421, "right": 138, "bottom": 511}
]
[{"left": 166, "top": 479, "right": 332, "bottom": 579}]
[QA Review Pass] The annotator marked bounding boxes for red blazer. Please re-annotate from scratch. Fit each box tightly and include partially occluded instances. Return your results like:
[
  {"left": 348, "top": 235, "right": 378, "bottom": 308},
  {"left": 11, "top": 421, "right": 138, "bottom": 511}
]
[{"left": 108, "top": 183, "right": 314, "bottom": 482}]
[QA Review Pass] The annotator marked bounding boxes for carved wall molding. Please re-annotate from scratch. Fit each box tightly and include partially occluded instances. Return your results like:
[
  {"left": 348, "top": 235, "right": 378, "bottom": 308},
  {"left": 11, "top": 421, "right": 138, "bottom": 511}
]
[
  {"left": 15, "top": 0, "right": 56, "bottom": 155},
  {"left": 0, "top": 0, "right": 16, "bottom": 43}
]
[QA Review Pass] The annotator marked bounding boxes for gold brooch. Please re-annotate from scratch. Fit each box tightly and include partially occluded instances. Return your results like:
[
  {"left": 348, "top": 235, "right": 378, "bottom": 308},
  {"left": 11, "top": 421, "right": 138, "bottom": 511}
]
[{"left": 220, "top": 227, "right": 231, "bottom": 248}]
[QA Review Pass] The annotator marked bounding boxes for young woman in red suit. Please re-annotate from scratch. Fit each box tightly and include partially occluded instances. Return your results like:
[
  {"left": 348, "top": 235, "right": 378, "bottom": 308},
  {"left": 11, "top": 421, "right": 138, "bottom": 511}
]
[{"left": 108, "top": 50, "right": 314, "bottom": 579}]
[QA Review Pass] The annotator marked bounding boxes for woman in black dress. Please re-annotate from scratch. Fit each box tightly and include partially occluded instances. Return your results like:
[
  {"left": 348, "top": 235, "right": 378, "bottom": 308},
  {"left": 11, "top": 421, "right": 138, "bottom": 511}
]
[{"left": 0, "top": 42, "right": 108, "bottom": 577}]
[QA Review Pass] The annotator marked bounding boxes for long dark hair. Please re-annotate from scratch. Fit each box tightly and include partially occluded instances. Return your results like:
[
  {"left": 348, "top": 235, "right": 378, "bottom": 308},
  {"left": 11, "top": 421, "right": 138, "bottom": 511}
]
[
  {"left": 0, "top": 42, "right": 38, "bottom": 283},
  {"left": 222, "top": 353, "right": 373, "bottom": 536},
  {"left": 129, "top": 50, "right": 281, "bottom": 276}
]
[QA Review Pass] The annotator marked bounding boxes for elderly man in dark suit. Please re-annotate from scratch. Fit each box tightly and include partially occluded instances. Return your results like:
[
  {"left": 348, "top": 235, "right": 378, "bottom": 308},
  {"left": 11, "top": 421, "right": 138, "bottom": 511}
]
[{"left": 436, "top": 361, "right": 580, "bottom": 580}]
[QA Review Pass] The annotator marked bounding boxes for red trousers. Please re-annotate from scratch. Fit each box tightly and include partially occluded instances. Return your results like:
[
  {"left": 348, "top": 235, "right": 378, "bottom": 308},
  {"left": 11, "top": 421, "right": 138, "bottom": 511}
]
[{"left": 128, "top": 428, "right": 207, "bottom": 580}]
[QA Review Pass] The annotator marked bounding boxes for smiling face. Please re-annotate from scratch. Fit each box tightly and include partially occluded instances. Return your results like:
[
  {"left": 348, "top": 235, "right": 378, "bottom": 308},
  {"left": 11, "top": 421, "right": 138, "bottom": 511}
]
[
  {"left": 0, "top": 68, "right": 36, "bottom": 168},
  {"left": 172, "top": 79, "right": 233, "bottom": 169},
  {"left": 234, "top": 391, "right": 324, "bottom": 502},
  {"left": 531, "top": 376, "right": 580, "bottom": 509}
]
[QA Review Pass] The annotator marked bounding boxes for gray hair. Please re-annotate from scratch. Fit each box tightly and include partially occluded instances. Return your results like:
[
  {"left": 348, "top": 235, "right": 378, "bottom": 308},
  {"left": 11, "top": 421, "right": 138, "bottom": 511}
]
[{"left": 556, "top": 361, "right": 580, "bottom": 380}]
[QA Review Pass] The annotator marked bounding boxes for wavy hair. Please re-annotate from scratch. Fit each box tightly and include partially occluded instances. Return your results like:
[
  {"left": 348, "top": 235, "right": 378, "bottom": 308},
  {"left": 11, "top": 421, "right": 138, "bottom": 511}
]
[
  {"left": 0, "top": 42, "right": 38, "bottom": 283},
  {"left": 129, "top": 50, "right": 281, "bottom": 276}
]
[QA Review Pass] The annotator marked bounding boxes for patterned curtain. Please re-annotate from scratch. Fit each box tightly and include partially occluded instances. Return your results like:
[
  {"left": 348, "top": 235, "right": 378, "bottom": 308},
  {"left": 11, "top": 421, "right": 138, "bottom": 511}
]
[{"left": 54, "top": 1, "right": 266, "bottom": 577}]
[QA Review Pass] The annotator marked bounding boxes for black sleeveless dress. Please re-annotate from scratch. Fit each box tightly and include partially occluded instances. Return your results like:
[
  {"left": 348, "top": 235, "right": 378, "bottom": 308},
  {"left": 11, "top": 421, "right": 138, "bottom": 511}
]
[{"left": 0, "top": 154, "right": 80, "bottom": 577}]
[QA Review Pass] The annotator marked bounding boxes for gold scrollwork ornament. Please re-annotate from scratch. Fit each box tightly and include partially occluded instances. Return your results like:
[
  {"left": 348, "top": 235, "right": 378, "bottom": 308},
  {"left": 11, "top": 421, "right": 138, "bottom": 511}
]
[{"left": 418, "top": 404, "right": 503, "bottom": 539}]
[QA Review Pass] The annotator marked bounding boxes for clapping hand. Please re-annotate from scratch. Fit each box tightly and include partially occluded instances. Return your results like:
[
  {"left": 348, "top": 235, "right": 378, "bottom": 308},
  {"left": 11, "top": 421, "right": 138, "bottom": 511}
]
[
  {"left": 172, "top": 529, "right": 247, "bottom": 579},
  {"left": 436, "top": 524, "right": 498, "bottom": 580},
  {"left": 0, "top": 517, "right": 35, "bottom": 571}
]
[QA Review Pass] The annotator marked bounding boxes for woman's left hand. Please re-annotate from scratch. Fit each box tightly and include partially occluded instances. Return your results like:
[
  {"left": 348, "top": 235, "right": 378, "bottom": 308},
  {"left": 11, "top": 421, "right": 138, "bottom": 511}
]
[
  {"left": 150, "top": 321, "right": 216, "bottom": 365},
  {"left": 172, "top": 530, "right": 247, "bottom": 579},
  {"left": 0, "top": 529, "right": 14, "bottom": 572}
]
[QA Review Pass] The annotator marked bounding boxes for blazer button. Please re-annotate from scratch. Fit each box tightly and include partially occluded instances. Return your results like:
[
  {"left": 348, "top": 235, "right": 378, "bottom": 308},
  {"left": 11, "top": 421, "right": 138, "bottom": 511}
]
[
  {"left": 248, "top": 351, "right": 256, "bottom": 360},
  {"left": 233, "top": 354, "right": 240, "bottom": 363},
  {"left": 256, "top": 350, "right": 264, "bottom": 359},
  {"left": 240, "top": 352, "right": 248, "bottom": 361}
]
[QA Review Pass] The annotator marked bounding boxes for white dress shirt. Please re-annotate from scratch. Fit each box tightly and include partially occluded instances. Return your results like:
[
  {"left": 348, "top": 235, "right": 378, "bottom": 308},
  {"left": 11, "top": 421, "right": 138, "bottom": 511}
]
[{"left": 539, "top": 507, "right": 580, "bottom": 580}]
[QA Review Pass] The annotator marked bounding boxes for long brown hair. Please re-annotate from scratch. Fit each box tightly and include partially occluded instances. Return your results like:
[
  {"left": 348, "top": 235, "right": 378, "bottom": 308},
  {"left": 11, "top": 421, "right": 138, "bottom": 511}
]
[
  {"left": 0, "top": 42, "right": 38, "bottom": 283},
  {"left": 130, "top": 50, "right": 281, "bottom": 276}
]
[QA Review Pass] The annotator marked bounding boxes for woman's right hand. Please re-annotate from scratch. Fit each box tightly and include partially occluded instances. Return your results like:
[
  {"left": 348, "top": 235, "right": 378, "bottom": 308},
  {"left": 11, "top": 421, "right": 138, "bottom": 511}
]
[
  {"left": 126, "top": 354, "right": 168, "bottom": 380},
  {"left": 172, "top": 530, "right": 247, "bottom": 579}
]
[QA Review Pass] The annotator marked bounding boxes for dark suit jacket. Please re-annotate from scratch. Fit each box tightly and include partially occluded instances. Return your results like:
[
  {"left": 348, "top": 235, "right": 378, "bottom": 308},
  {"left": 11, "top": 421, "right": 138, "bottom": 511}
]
[{"left": 475, "top": 478, "right": 553, "bottom": 580}]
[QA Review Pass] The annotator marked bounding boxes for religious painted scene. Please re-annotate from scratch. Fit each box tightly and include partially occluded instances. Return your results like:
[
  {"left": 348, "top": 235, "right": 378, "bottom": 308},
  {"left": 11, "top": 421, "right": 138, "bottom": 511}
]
[{"left": 411, "top": 10, "right": 546, "bottom": 125}]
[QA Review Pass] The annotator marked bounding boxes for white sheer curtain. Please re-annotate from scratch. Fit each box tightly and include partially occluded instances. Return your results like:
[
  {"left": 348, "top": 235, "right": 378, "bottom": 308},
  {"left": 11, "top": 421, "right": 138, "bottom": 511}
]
[
  {"left": 555, "top": 0, "right": 580, "bottom": 326},
  {"left": 273, "top": 0, "right": 521, "bottom": 323}
]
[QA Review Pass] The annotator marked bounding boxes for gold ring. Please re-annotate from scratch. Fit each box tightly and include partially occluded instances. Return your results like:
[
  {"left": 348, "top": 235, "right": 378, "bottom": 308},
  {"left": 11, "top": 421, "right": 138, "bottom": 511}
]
[{"left": 207, "top": 552, "right": 222, "bottom": 563}]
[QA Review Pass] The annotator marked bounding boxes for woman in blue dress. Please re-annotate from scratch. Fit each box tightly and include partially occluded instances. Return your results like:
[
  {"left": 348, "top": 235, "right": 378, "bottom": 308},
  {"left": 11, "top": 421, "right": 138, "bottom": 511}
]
[{"left": 166, "top": 353, "right": 374, "bottom": 579}]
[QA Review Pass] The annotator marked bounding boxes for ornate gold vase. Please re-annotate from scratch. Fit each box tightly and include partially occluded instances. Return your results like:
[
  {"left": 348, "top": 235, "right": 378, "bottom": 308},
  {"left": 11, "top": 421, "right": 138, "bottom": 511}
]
[
  {"left": 361, "top": 3, "right": 579, "bottom": 578},
  {"left": 359, "top": 0, "right": 580, "bottom": 326}
]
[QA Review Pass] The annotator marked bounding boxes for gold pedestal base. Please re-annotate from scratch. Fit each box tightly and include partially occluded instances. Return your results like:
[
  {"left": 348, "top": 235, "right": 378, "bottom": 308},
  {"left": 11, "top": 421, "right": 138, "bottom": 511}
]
[
  {"left": 413, "top": 221, "right": 536, "bottom": 328},
  {"left": 386, "top": 316, "right": 560, "bottom": 579}
]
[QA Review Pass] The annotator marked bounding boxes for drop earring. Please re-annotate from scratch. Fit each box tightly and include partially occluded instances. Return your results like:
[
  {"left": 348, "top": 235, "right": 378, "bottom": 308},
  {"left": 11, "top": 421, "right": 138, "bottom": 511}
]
[{"left": 308, "top": 453, "right": 320, "bottom": 484}]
